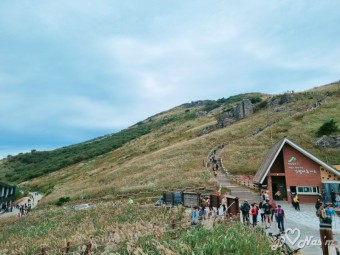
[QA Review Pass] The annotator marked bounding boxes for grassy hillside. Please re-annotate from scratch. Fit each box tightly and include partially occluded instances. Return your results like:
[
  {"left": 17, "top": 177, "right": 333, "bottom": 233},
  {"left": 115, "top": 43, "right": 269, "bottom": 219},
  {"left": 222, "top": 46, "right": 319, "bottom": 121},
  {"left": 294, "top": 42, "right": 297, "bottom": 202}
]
[
  {"left": 6, "top": 82, "right": 336, "bottom": 205},
  {"left": 0, "top": 84, "right": 339, "bottom": 203}
]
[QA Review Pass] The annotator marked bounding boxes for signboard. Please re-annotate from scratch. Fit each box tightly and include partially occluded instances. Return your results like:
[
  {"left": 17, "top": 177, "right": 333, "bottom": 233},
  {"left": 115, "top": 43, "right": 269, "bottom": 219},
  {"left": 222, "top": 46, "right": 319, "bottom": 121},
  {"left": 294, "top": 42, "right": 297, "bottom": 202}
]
[
  {"left": 182, "top": 192, "right": 200, "bottom": 207},
  {"left": 210, "top": 194, "right": 220, "bottom": 208},
  {"left": 287, "top": 156, "right": 317, "bottom": 175}
]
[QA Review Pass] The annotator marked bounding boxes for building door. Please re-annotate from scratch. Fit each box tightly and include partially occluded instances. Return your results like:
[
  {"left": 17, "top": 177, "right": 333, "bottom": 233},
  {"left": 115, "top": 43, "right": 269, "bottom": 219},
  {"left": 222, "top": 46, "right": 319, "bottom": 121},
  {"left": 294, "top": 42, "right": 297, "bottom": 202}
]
[{"left": 271, "top": 176, "right": 287, "bottom": 201}]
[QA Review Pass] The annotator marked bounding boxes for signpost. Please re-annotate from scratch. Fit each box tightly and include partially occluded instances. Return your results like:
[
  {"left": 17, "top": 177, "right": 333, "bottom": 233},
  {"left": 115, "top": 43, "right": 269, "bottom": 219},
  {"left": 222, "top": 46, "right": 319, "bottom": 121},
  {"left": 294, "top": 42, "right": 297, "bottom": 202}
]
[{"left": 182, "top": 192, "right": 200, "bottom": 207}]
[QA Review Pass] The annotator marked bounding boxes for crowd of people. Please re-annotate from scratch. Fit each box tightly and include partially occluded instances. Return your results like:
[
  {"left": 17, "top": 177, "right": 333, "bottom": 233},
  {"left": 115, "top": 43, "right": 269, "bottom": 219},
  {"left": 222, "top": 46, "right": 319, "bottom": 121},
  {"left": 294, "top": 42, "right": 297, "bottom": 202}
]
[{"left": 240, "top": 197, "right": 286, "bottom": 233}]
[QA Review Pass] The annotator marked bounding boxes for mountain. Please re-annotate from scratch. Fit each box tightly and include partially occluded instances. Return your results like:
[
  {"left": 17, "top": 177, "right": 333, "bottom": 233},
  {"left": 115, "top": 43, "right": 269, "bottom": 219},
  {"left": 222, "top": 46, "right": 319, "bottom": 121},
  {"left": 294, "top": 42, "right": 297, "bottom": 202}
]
[{"left": 0, "top": 83, "right": 339, "bottom": 204}]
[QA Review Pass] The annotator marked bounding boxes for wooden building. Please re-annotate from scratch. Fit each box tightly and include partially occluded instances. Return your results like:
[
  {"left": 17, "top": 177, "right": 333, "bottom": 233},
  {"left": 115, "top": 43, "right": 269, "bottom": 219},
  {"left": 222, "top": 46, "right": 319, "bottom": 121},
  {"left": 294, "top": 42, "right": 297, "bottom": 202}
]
[{"left": 254, "top": 137, "right": 340, "bottom": 203}]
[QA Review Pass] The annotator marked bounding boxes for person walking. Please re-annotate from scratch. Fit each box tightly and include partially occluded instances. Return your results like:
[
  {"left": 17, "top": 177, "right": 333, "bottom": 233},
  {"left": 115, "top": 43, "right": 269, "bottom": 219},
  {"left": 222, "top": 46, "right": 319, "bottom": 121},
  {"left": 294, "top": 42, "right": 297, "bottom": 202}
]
[
  {"left": 191, "top": 207, "right": 199, "bottom": 225},
  {"left": 331, "top": 189, "right": 336, "bottom": 206},
  {"left": 240, "top": 200, "right": 250, "bottom": 224},
  {"left": 258, "top": 202, "right": 265, "bottom": 224},
  {"left": 335, "top": 193, "right": 340, "bottom": 208},
  {"left": 275, "top": 205, "right": 285, "bottom": 233},
  {"left": 250, "top": 203, "right": 258, "bottom": 227},
  {"left": 270, "top": 200, "right": 277, "bottom": 222},
  {"left": 262, "top": 200, "right": 272, "bottom": 228},
  {"left": 293, "top": 194, "right": 300, "bottom": 211},
  {"left": 325, "top": 204, "right": 336, "bottom": 224}
]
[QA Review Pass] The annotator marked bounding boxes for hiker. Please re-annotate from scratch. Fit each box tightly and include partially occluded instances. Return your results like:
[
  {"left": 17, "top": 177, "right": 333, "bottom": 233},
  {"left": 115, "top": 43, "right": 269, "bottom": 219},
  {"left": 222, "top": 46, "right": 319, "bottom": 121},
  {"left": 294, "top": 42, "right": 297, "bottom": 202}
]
[
  {"left": 199, "top": 206, "right": 207, "bottom": 223},
  {"left": 258, "top": 202, "right": 265, "bottom": 224},
  {"left": 250, "top": 203, "right": 258, "bottom": 227},
  {"left": 275, "top": 205, "right": 285, "bottom": 233},
  {"left": 315, "top": 198, "right": 322, "bottom": 211},
  {"left": 262, "top": 200, "right": 272, "bottom": 228},
  {"left": 270, "top": 200, "right": 277, "bottom": 222},
  {"left": 191, "top": 207, "right": 199, "bottom": 225},
  {"left": 325, "top": 204, "right": 336, "bottom": 224},
  {"left": 240, "top": 200, "right": 250, "bottom": 223},
  {"left": 221, "top": 196, "right": 227, "bottom": 213},
  {"left": 274, "top": 190, "right": 281, "bottom": 200},
  {"left": 127, "top": 198, "right": 134, "bottom": 205},
  {"left": 293, "top": 194, "right": 300, "bottom": 211},
  {"left": 336, "top": 193, "right": 340, "bottom": 208},
  {"left": 331, "top": 189, "right": 336, "bottom": 206}
]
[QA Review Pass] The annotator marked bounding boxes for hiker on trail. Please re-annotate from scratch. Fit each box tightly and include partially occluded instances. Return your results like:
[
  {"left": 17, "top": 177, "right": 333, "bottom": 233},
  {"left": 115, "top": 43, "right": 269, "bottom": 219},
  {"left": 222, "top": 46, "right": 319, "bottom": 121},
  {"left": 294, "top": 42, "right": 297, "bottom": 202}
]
[
  {"left": 270, "top": 200, "right": 277, "bottom": 222},
  {"left": 321, "top": 190, "right": 326, "bottom": 203},
  {"left": 240, "top": 200, "right": 250, "bottom": 223},
  {"left": 127, "top": 198, "right": 134, "bottom": 205},
  {"left": 331, "top": 189, "right": 336, "bottom": 206},
  {"left": 213, "top": 170, "right": 217, "bottom": 177},
  {"left": 336, "top": 193, "right": 340, "bottom": 208},
  {"left": 221, "top": 196, "right": 227, "bottom": 213},
  {"left": 315, "top": 198, "right": 323, "bottom": 211},
  {"left": 293, "top": 194, "right": 300, "bottom": 211},
  {"left": 325, "top": 204, "right": 336, "bottom": 224},
  {"left": 275, "top": 205, "right": 285, "bottom": 233},
  {"left": 199, "top": 206, "right": 207, "bottom": 223},
  {"left": 191, "top": 207, "right": 199, "bottom": 225},
  {"left": 274, "top": 190, "right": 281, "bottom": 200},
  {"left": 250, "top": 203, "right": 258, "bottom": 227},
  {"left": 258, "top": 202, "right": 265, "bottom": 224},
  {"left": 262, "top": 200, "right": 272, "bottom": 228}
]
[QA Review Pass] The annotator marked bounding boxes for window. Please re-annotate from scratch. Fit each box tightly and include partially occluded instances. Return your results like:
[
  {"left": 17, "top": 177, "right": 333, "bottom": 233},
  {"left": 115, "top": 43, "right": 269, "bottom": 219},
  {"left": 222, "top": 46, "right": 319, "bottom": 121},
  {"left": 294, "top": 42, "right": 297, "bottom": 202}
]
[{"left": 297, "top": 186, "right": 320, "bottom": 195}]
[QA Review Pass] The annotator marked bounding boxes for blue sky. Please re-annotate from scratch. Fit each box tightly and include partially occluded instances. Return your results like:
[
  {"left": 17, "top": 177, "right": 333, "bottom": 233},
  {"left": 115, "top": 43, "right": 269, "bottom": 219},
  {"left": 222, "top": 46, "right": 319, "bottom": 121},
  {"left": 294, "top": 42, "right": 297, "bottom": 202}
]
[{"left": 0, "top": 1, "right": 339, "bottom": 159}]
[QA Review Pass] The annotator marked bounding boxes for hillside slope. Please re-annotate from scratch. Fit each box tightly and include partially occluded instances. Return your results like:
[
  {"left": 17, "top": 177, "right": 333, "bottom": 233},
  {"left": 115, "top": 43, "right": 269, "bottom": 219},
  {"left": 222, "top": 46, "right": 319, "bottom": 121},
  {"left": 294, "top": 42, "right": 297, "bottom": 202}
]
[{"left": 1, "top": 83, "right": 339, "bottom": 204}]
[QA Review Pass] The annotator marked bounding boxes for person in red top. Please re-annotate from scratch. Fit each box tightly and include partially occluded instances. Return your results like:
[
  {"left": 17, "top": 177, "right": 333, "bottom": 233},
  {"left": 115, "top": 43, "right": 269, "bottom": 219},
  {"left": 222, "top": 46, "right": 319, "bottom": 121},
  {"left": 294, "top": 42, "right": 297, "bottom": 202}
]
[
  {"left": 270, "top": 200, "right": 277, "bottom": 222},
  {"left": 250, "top": 203, "right": 258, "bottom": 226}
]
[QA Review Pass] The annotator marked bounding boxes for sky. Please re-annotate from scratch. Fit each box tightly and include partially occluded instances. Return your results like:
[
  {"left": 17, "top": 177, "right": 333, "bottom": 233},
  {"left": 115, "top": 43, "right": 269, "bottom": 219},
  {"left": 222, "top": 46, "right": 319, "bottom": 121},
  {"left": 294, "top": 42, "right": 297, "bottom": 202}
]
[{"left": 0, "top": 1, "right": 339, "bottom": 159}]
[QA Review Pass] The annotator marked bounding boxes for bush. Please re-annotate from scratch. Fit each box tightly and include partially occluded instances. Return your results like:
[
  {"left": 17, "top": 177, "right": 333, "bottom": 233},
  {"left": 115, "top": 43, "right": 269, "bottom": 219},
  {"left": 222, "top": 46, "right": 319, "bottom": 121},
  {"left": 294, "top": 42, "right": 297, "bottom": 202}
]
[
  {"left": 317, "top": 119, "right": 338, "bottom": 136},
  {"left": 55, "top": 197, "right": 70, "bottom": 206}
]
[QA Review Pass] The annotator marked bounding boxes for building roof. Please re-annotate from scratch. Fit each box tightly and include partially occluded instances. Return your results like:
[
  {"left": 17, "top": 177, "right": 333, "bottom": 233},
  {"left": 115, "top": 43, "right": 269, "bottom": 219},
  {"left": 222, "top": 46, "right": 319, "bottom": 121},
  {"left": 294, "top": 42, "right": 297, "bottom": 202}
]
[
  {"left": 0, "top": 182, "right": 15, "bottom": 188},
  {"left": 254, "top": 137, "right": 340, "bottom": 184}
]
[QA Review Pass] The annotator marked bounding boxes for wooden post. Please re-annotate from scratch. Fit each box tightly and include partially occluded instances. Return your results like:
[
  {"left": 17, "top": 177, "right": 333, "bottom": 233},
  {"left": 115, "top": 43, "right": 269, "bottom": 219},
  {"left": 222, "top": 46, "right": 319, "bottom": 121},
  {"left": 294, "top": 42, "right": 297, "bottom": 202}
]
[
  {"left": 84, "top": 242, "right": 92, "bottom": 254},
  {"left": 320, "top": 223, "right": 333, "bottom": 255},
  {"left": 171, "top": 219, "right": 176, "bottom": 238},
  {"left": 66, "top": 241, "right": 71, "bottom": 253}
]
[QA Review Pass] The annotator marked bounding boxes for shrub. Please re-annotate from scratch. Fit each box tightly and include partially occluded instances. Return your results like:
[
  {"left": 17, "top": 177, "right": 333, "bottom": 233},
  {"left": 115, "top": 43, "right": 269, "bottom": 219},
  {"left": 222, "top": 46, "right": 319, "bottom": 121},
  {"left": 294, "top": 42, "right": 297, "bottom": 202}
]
[
  {"left": 316, "top": 119, "right": 338, "bottom": 136},
  {"left": 55, "top": 197, "right": 70, "bottom": 206}
]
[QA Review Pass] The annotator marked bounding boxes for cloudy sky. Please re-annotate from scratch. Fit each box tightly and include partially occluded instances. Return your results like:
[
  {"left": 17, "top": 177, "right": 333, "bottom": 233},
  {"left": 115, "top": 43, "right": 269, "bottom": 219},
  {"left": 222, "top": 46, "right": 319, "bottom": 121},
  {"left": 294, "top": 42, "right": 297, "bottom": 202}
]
[{"left": 0, "top": 1, "right": 339, "bottom": 159}]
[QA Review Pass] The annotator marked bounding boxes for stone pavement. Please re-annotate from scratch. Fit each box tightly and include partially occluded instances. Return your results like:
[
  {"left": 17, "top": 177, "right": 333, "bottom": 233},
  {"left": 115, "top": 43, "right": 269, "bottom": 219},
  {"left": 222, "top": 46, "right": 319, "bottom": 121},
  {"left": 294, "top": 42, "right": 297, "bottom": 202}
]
[{"left": 249, "top": 202, "right": 340, "bottom": 255}]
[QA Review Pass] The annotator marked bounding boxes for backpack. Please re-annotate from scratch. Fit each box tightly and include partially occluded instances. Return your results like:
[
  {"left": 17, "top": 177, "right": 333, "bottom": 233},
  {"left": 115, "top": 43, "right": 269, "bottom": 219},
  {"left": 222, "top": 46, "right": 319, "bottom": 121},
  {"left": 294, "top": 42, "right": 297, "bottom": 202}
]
[{"left": 275, "top": 208, "right": 283, "bottom": 218}]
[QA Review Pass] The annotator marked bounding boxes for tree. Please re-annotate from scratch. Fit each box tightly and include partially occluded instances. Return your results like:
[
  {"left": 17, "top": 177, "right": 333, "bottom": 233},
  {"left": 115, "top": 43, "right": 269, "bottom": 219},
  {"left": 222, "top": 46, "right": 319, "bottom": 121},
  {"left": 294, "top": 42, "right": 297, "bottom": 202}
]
[{"left": 317, "top": 119, "right": 338, "bottom": 136}]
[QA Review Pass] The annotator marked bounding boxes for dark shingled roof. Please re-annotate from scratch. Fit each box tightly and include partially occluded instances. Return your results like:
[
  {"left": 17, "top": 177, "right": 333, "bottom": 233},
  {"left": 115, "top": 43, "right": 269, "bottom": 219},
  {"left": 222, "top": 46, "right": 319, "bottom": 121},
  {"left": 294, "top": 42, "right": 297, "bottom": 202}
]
[{"left": 254, "top": 137, "right": 339, "bottom": 184}]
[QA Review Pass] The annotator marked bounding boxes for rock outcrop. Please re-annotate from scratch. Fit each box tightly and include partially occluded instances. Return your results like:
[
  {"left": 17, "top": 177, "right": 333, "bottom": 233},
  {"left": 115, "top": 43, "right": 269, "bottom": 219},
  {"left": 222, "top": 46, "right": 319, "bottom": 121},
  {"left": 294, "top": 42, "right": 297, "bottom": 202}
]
[
  {"left": 315, "top": 136, "right": 340, "bottom": 149},
  {"left": 234, "top": 99, "right": 254, "bottom": 119},
  {"left": 216, "top": 99, "right": 254, "bottom": 128}
]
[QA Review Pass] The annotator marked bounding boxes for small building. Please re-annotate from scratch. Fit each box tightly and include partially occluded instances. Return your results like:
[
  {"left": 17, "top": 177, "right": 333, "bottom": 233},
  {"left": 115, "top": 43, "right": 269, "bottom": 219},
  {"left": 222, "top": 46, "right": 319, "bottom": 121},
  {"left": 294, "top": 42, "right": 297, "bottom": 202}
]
[
  {"left": 254, "top": 137, "right": 340, "bottom": 203},
  {"left": 0, "top": 182, "right": 16, "bottom": 210}
]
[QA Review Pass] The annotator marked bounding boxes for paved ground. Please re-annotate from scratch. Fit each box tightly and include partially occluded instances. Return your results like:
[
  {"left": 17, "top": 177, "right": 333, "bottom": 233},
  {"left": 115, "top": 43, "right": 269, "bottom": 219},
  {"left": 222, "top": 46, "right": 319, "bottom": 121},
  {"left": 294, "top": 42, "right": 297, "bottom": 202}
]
[
  {"left": 0, "top": 192, "right": 42, "bottom": 218},
  {"left": 245, "top": 201, "right": 340, "bottom": 255}
]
